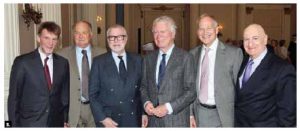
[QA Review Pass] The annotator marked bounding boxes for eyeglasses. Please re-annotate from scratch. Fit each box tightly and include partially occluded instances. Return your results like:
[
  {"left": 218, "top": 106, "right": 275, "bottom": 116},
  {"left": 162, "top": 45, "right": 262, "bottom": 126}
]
[{"left": 107, "top": 35, "right": 127, "bottom": 41}]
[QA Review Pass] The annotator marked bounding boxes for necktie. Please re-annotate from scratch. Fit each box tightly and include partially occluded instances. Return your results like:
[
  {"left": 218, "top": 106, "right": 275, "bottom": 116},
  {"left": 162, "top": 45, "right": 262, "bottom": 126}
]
[
  {"left": 118, "top": 56, "right": 127, "bottom": 82},
  {"left": 242, "top": 59, "right": 254, "bottom": 88},
  {"left": 44, "top": 57, "right": 52, "bottom": 90},
  {"left": 158, "top": 54, "right": 166, "bottom": 90},
  {"left": 199, "top": 48, "right": 209, "bottom": 103},
  {"left": 81, "top": 50, "right": 89, "bottom": 101}
]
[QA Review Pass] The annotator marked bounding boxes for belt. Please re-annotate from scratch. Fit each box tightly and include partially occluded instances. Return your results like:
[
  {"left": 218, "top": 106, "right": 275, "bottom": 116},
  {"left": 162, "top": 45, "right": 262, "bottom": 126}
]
[
  {"left": 81, "top": 101, "right": 90, "bottom": 104},
  {"left": 200, "top": 103, "right": 216, "bottom": 109}
]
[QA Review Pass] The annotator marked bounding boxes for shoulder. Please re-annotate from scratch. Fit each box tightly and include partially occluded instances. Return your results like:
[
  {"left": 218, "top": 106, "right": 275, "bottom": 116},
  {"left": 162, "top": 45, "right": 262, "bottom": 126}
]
[
  {"left": 13, "top": 51, "right": 36, "bottom": 64},
  {"left": 53, "top": 53, "right": 68, "bottom": 63},
  {"left": 93, "top": 52, "right": 110, "bottom": 62},
  {"left": 56, "top": 45, "right": 73, "bottom": 56},
  {"left": 189, "top": 45, "right": 202, "bottom": 55},
  {"left": 92, "top": 46, "right": 107, "bottom": 55}
]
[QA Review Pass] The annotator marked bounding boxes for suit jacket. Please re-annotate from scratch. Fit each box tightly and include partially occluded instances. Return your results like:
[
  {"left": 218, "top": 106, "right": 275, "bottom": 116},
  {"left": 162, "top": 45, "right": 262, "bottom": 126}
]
[
  {"left": 8, "top": 49, "right": 70, "bottom": 127},
  {"left": 189, "top": 41, "right": 243, "bottom": 127},
  {"left": 89, "top": 52, "right": 143, "bottom": 127},
  {"left": 56, "top": 45, "right": 106, "bottom": 127},
  {"left": 235, "top": 51, "right": 296, "bottom": 127},
  {"left": 140, "top": 46, "right": 196, "bottom": 127}
]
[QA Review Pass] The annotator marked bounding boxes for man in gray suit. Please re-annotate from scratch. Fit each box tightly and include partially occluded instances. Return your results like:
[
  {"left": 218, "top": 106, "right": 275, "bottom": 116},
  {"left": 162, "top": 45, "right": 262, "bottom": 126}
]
[
  {"left": 189, "top": 14, "right": 243, "bottom": 127},
  {"left": 140, "top": 16, "right": 196, "bottom": 127},
  {"left": 57, "top": 20, "right": 106, "bottom": 127}
]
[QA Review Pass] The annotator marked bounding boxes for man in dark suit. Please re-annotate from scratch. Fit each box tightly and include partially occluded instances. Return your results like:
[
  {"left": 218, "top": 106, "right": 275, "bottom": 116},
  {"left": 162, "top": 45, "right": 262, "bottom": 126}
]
[
  {"left": 57, "top": 20, "right": 106, "bottom": 127},
  {"left": 140, "top": 16, "right": 196, "bottom": 127},
  {"left": 89, "top": 25, "right": 144, "bottom": 127},
  {"left": 8, "top": 21, "right": 70, "bottom": 127},
  {"left": 190, "top": 14, "right": 243, "bottom": 127},
  {"left": 235, "top": 24, "right": 296, "bottom": 127}
]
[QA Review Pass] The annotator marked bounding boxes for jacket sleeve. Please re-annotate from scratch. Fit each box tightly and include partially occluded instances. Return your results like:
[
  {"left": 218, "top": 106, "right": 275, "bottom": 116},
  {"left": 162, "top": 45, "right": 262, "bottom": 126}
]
[
  {"left": 61, "top": 60, "right": 70, "bottom": 123},
  {"left": 8, "top": 57, "right": 24, "bottom": 127},
  {"left": 276, "top": 64, "right": 296, "bottom": 127}
]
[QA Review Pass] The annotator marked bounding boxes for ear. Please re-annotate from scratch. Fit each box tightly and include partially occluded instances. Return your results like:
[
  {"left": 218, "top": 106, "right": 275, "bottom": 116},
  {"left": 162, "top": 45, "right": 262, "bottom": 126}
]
[
  {"left": 36, "top": 35, "right": 41, "bottom": 43},
  {"left": 215, "top": 26, "right": 219, "bottom": 35},
  {"left": 263, "top": 35, "right": 268, "bottom": 45}
]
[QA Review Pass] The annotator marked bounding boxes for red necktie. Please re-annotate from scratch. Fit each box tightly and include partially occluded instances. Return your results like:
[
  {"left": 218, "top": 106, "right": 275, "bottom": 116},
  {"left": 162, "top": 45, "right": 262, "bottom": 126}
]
[{"left": 44, "top": 57, "right": 52, "bottom": 90}]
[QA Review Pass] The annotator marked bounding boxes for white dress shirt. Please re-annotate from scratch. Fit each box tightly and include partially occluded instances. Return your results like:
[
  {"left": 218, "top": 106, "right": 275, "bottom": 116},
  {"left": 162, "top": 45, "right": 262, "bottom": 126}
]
[
  {"left": 76, "top": 45, "right": 92, "bottom": 101},
  {"left": 199, "top": 38, "right": 218, "bottom": 105},
  {"left": 39, "top": 47, "right": 53, "bottom": 83},
  {"left": 112, "top": 51, "right": 127, "bottom": 72},
  {"left": 239, "top": 48, "right": 267, "bottom": 88}
]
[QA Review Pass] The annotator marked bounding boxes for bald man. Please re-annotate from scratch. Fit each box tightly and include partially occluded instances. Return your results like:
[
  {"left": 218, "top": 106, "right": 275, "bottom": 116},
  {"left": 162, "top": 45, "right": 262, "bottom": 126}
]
[{"left": 235, "top": 24, "right": 296, "bottom": 127}]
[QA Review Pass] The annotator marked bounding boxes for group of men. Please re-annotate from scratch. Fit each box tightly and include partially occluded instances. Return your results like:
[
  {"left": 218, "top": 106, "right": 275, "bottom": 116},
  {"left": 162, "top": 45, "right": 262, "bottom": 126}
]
[{"left": 8, "top": 13, "right": 296, "bottom": 127}]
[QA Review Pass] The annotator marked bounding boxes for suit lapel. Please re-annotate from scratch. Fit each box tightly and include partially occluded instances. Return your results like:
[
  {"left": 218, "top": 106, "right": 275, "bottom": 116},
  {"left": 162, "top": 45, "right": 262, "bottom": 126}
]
[
  {"left": 150, "top": 50, "right": 159, "bottom": 93},
  {"left": 159, "top": 47, "right": 179, "bottom": 92},
  {"left": 241, "top": 52, "right": 272, "bottom": 91},
  {"left": 69, "top": 46, "right": 80, "bottom": 78},
  {"left": 32, "top": 49, "right": 49, "bottom": 91},
  {"left": 106, "top": 52, "right": 121, "bottom": 81},
  {"left": 214, "top": 42, "right": 227, "bottom": 102},
  {"left": 195, "top": 46, "right": 203, "bottom": 94}
]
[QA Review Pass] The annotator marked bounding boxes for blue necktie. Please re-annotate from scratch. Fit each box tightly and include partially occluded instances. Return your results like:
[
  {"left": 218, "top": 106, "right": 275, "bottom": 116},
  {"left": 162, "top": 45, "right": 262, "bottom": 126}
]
[
  {"left": 242, "top": 59, "right": 254, "bottom": 88},
  {"left": 158, "top": 54, "right": 166, "bottom": 89}
]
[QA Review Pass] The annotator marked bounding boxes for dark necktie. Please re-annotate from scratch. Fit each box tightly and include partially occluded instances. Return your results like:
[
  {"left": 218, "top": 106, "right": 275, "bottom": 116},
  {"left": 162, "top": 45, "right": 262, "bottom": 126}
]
[
  {"left": 118, "top": 56, "right": 127, "bottom": 82},
  {"left": 199, "top": 48, "right": 209, "bottom": 103},
  {"left": 158, "top": 54, "right": 166, "bottom": 89},
  {"left": 44, "top": 57, "right": 52, "bottom": 90},
  {"left": 242, "top": 59, "right": 254, "bottom": 88},
  {"left": 81, "top": 50, "right": 89, "bottom": 101}
]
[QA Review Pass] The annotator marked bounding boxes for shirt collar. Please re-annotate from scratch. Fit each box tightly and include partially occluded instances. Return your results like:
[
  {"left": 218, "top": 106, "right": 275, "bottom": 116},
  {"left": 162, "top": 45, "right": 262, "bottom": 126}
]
[
  {"left": 76, "top": 44, "right": 91, "bottom": 53},
  {"left": 38, "top": 47, "right": 53, "bottom": 60},
  {"left": 112, "top": 51, "right": 127, "bottom": 60},
  {"left": 159, "top": 43, "right": 175, "bottom": 56},
  {"left": 202, "top": 38, "right": 218, "bottom": 51},
  {"left": 250, "top": 48, "right": 267, "bottom": 63}
]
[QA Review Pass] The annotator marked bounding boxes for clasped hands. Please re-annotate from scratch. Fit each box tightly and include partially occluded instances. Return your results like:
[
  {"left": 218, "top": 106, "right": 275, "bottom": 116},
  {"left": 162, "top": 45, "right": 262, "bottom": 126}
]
[{"left": 144, "top": 102, "right": 168, "bottom": 117}]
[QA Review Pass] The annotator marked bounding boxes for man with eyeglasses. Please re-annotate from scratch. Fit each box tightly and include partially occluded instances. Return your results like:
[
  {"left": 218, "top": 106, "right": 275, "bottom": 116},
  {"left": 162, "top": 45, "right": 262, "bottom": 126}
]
[
  {"left": 57, "top": 20, "right": 106, "bottom": 127},
  {"left": 89, "top": 24, "right": 145, "bottom": 127},
  {"left": 189, "top": 14, "right": 243, "bottom": 127}
]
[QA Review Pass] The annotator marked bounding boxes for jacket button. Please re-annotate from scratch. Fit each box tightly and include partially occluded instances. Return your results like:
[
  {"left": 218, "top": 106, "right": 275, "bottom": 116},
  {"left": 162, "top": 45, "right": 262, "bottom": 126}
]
[
  {"left": 135, "top": 85, "right": 138, "bottom": 88},
  {"left": 131, "top": 99, "right": 134, "bottom": 103},
  {"left": 131, "top": 112, "right": 134, "bottom": 115},
  {"left": 46, "top": 110, "right": 49, "bottom": 113},
  {"left": 118, "top": 113, "right": 121, "bottom": 116},
  {"left": 110, "top": 89, "right": 114, "bottom": 92},
  {"left": 120, "top": 101, "right": 123, "bottom": 104},
  {"left": 78, "top": 78, "right": 80, "bottom": 80},
  {"left": 78, "top": 89, "right": 80, "bottom": 91},
  {"left": 78, "top": 99, "right": 81, "bottom": 101}
]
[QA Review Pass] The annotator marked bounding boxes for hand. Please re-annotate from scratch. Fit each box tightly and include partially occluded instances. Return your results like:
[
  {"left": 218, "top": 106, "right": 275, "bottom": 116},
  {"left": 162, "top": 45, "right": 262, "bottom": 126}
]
[
  {"left": 101, "top": 117, "right": 118, "bottom": 128},
  {"left": 145, "top": 102, "right": 154, "bottom": 115},
  {"left": 190, "top": 116, "right": 197, "bottom": 128},
  {"left": 141, "top": 115, "right": 148, "bottom": 128},
  {"left": 64, "top": 122, "right": 69, "bottom": 127},
  {"left": 153, "top": 104, "right": 168, "bottom": 117}
]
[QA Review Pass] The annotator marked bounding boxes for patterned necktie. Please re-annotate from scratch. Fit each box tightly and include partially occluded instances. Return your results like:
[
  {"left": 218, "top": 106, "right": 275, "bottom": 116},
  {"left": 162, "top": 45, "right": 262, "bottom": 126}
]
[
  {"left": 118, "top": 56, "right": 127, "bottom": 82},
  {"left": 158, "top": 54, "right": 166, "bottom": 90},
  {"left": 242, "top": 59, "right": 254, "bottom": 88},
  {"left": 199, "top": 48, "right": 209, "bottom": 103},
  {"left": 81, "top": 50, "right": 89, "bottom": 101},
  {"left": 44, "top": 57, "right": 52, "bottom": 90}
]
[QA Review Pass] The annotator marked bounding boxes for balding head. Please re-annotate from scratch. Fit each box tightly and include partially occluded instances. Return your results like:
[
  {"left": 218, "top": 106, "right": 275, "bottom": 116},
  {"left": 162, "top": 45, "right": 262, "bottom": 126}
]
[{"left": 243, "top": 24, "right": 268, "bottom": 59}]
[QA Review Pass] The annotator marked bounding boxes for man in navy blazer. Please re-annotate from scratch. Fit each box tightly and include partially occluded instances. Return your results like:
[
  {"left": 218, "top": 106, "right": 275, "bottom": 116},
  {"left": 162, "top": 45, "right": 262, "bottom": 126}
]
[
  {"left": 235, "top": 24, "right": 296, "bottom": 127},
  {"left": 89, "top": 25, "right": 144, "bottom": 127},
  {"left": 8, "top": 22, "right": 70, "bottom": 127}
]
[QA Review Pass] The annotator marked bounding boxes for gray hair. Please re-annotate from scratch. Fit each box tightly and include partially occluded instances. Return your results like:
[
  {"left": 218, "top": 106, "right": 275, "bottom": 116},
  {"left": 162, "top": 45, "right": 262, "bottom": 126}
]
[
  {"left": 106, "top": 24, "right": 127, "bottom": 36},
  {"left": 152, "top": 16, "right": 177, "bottom": 34}
]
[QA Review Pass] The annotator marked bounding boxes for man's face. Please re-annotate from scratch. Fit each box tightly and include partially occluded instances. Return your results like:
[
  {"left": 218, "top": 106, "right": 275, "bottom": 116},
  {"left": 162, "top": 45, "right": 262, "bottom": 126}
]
[
  {"left": 197, "top": 17, "right": 218, "bottom": 47},
  {"left": 152, "top": 21, "right": 175, "bottom": 51},
  {"left": 73, "top": 22, "right": 92, "bottom": 48},
  {"left": 37, "top": 29, "right": 58, "bottom": 55},
  {"left": 243, "top": 25, "right": 268, "bottom": 59},
  {"left": 107, "top": 28, "right": 127, "bottom": 55}
]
